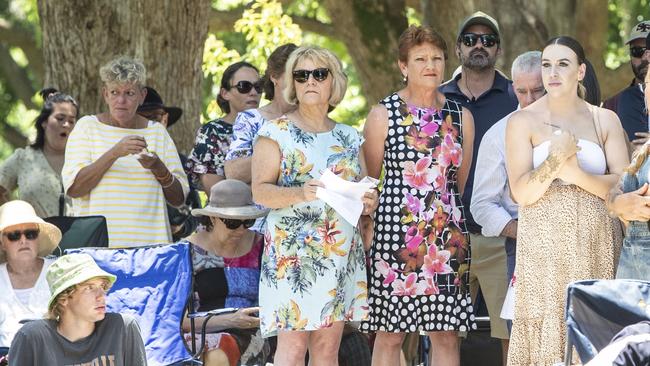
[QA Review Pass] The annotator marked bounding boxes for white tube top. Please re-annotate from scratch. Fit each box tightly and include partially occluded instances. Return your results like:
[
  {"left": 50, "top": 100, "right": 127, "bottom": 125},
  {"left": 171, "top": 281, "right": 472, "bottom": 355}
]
[{"left": 532, "top": 139, "right": 606, "bottom": 175}]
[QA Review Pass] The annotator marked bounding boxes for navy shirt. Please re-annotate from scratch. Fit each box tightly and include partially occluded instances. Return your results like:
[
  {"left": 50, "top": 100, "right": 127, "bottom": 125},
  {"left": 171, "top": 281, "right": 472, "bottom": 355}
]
[
  {"left": 614, "top": 85, "right": 647, "bottom": 141},
  {"left": 440, "top": 71, "right": 518, "bottom": 233}
]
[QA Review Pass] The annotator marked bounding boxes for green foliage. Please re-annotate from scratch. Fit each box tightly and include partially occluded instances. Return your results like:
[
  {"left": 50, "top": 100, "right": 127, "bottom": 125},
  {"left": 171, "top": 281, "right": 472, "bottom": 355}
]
[{"left": 606, "top": 0, "right": 650, "bottom": 69}]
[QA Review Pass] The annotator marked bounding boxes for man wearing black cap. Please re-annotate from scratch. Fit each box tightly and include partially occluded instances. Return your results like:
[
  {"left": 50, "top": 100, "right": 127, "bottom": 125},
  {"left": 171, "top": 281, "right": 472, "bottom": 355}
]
[
  {"left": 603, "top": 21, "right": 650, "bottom": 148},
  {"left": 439, "top": 11, "right": 518, "bottom": 363},
  {"left": 137, "top": 87, "right": 200, "bottom": 240}
]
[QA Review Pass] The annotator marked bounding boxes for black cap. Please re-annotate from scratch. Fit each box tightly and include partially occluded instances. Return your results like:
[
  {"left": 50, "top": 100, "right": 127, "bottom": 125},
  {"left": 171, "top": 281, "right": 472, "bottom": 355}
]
[{"left": 137, "top": 86, "right": 183, "bottom": 127}]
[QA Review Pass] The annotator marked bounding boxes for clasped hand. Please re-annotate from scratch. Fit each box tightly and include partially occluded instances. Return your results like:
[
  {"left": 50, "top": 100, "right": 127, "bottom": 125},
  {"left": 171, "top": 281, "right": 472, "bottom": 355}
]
[
  {"left": 549, "top": 131, "right": 582, "bottom": 183},
  {"left": 229, "top": 307, "right": 260, "bottom": 329}
]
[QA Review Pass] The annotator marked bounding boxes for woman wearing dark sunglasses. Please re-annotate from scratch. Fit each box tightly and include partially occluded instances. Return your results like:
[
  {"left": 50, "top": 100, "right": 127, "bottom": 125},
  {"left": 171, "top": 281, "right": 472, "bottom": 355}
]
[
  {"left": 0, "top": 200, "right": 61, "bottom": 352},
  {"left": 187, "top": 62, "right": 262, "bottom": 196},
  {"left": 361, "top": 25, "right": 476, "bottom": 366},
  {"left": 179, "top": 179, "right": 269, "bottom": 366},
  {"left": 252, "top": 45, "right": 377, "bottom": 366}
]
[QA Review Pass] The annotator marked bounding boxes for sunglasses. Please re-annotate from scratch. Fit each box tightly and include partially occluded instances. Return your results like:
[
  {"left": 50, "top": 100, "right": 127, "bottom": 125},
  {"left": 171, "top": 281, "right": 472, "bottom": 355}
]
[
  {"left": 292, "top": 68, "right": 330, "bottom": 83},
  {"left": 221, "top": 218, "right": 256, "bottom": 230},
  {"left": 630, "top": 46, "right": 647, "bottom": 58},
  {"left": 460, "top": 33, "right": 499, "bottom": 48},
  {"left": 231, "top": 80, "right": 263, "bottom": 94},
  {"left": 3, "top": 229, "right": 39, "bottom": 242}
]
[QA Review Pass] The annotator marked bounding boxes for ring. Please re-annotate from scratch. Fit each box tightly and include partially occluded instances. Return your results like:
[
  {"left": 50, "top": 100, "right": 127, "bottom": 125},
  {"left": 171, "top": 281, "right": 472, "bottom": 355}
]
[{"left": 554, "top": 129, "right": 562, "bottom": 136}]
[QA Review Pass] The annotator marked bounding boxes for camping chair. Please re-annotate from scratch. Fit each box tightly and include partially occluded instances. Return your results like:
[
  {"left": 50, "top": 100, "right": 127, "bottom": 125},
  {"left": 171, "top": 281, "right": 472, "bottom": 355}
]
[
  {"left": 564, "top": 279, "right": 650, "bottom": 365},
  {"left": 45, "top": 215, "right": 109, "bottom": 255},
  {"left": 67, "top": 242, "right": 236, "bottom": 366}
]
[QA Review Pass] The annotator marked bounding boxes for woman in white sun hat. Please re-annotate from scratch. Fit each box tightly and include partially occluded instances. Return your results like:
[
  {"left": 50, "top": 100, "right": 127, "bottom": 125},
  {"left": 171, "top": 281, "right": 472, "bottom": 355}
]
[{"left": 0, "top": 200, "right": 61, "bottom": 349}]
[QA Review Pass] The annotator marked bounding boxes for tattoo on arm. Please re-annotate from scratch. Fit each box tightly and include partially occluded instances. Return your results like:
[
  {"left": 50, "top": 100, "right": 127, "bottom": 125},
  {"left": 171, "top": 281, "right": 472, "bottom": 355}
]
[
  {"left": 528, "top": 154, "right": 561, "bottom": 183},
  {"left": 607, "top": 180, "right": 624, "bottom": 207}
]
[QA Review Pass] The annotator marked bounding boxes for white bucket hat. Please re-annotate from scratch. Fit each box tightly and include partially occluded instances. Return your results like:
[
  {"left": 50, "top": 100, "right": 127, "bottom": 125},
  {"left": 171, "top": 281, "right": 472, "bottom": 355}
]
[
  {"left": 191, "top": 179, "right": 269, "bottom": 219},
  {"left": 0, "top": 200, "right": 62, "bottom": 262}
]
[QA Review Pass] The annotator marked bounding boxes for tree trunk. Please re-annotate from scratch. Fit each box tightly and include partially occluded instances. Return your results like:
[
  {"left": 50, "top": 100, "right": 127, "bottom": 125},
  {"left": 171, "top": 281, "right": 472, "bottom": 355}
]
[
  {"left": 37, "top": 0, "right": 210, "bottom": 154},
  {"left": 322, "top": 0, "right": 408, "bottom": 105}
]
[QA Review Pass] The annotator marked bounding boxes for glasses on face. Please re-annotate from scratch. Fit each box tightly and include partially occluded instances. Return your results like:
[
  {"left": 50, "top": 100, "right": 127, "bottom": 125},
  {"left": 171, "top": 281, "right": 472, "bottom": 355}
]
[
  {"left": 630, "top": 46, "right": 647, "bottom": 58},
  {"left": 221, "top": 218, "right": 256, "bottom": 230},
  {"left": 231, "top": 80, "right": 263, "bottom": 94},
  {"left": 3, "top": 229, "right": 39, "bottom": 242},
  {"left": 292, "top": 68, "right": 330, "bottom": 83},
  {"left": 460, "top": 33, "right": 499, "bottom": 48}
]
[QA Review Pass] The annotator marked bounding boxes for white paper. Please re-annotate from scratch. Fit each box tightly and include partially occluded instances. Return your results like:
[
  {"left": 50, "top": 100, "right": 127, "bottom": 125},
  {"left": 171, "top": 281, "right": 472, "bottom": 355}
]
[{"left": 316, "top": 169, "right": 378, "bottom": 225}]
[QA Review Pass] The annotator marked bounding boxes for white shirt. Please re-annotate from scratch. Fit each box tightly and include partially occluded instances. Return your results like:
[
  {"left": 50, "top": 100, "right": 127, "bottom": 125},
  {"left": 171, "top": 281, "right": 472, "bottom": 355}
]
[
  {"left": 470, "top": 112, "right": 519, "bottom": 237},
  {"left": 0, "top": 257, "right": 53, "bottom": 347}
]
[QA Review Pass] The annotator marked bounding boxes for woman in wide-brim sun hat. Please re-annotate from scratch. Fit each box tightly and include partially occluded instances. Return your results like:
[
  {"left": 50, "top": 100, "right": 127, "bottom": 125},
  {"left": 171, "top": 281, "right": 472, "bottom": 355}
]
[{"left": 0, "top": 200, "right": 62, "bottom": 348}]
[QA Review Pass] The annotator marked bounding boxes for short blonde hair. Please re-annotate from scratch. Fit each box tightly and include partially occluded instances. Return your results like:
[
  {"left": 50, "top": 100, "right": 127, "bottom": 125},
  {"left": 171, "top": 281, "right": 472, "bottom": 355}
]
[
  {"left": 99, "top": 56, "right": 146, "bottom": 86},
  {"left": 48, "top": 284, "right": 78, "bottom": 320},
  {"left": 283, "top": 46, "right": 347, "bottom": 107}
]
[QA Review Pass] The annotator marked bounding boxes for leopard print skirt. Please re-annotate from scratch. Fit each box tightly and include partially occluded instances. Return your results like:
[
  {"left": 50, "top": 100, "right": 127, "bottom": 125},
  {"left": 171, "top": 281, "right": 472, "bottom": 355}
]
[{"left": 507, "top": 183, "right": 622, "bottom": 365}]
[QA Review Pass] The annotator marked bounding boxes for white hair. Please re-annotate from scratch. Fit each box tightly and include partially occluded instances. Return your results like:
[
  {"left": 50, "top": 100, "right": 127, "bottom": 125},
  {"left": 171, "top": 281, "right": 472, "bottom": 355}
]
[{"left": 511, "top": 51, "right": 542, "bottom": 79}]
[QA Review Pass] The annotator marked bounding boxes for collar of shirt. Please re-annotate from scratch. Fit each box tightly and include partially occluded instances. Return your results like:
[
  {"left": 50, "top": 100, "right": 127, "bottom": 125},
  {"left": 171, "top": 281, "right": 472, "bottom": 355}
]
[{"left": 439, "top": 70, "right": 511, "bottom": 100}]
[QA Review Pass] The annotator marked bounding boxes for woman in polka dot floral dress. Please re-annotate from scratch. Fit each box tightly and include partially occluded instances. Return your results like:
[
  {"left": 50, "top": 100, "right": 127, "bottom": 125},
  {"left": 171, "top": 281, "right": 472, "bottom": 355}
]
[{"left": 361, "top": 25, "right": 476, "bottom": 365}]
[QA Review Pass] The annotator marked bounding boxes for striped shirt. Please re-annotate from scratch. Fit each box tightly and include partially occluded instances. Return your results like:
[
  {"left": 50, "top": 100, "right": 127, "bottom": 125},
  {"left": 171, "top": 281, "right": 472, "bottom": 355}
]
[{"left": 62, "top": 116, "right": 189, "bottom": 247}]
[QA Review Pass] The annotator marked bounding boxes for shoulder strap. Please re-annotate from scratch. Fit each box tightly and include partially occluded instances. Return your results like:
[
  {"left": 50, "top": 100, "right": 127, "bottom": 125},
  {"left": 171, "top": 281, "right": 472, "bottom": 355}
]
[{"left": 589, "top": 105, "right": 608, "bottom": 174}]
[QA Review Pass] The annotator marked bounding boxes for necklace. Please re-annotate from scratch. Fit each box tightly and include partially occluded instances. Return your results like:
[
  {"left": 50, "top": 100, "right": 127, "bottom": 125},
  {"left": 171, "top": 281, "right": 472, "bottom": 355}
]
[{"left": 464, "top": 76, "right": 477, "bottom": 102}]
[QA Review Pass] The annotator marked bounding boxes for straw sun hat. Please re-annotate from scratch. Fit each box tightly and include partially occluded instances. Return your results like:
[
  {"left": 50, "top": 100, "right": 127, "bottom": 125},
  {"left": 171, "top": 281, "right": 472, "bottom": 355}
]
[{"left": 0, "top": 200, "right": 62, "bottom": 262}]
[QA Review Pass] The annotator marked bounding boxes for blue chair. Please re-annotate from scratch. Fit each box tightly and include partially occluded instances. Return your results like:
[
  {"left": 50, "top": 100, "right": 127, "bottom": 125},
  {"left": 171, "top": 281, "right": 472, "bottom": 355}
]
[
  {"left": 564, "top": 279, "right": 650, "bottom": 365},
  {"left": 67, "top": 243, "right": 196, "bottom": 366}
]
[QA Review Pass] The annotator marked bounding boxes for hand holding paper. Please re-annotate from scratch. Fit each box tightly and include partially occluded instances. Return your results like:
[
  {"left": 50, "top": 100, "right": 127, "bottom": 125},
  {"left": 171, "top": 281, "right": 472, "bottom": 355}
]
[{"left": 315, "top": 169, "right": 379, "bottom": 225}]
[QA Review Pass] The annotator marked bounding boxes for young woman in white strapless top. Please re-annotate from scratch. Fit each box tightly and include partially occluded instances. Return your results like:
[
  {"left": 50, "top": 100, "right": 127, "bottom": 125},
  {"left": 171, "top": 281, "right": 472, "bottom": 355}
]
[{"left": 504, "top": 36, "right": 629, "bottom": 365}]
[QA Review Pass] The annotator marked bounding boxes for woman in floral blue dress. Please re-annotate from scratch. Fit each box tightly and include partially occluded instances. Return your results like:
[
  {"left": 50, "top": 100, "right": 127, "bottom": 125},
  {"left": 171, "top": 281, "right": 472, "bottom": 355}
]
[
  {"left": 252, "top": 45, "right": 378, "bottom": 366},
  {"left": 186, "top": 61, "right": 262, "bottom": 195},
  {"left": 361, "top": 26, "right": 476, "bottom": 366}
]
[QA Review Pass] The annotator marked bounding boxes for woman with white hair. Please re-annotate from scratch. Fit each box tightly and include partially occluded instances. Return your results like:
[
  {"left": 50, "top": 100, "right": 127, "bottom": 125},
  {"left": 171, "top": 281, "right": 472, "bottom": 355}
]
[
  {"left": 252, "top": 45, "right": 377, "bottom": 365},
  {"left": 0, "top": 200, "right": 61, "bottom": 350},
  {"left": 62, "top": 56, "right": 188, "bottom": 247}
]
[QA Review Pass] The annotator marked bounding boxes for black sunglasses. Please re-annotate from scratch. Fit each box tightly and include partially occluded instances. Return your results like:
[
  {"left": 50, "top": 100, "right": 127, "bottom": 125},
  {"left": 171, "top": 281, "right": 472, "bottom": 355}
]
[
  {"left": 292, "top": 68, "right": 330, "bottom": 83},
  {"left": 630, "top": 46, "right": 647, "bottom": 58},
  {"left": 460, "top": 33, "right": 499, "bottom": 48},
  {"left": 230, "top": 80, "right": 263, "bottom": 94},
  {"left": 221, "top": 218, "right": 256, "bottom": 230},
  {"left": 3, "top": 229, "right": 39, "bottom": 242}
]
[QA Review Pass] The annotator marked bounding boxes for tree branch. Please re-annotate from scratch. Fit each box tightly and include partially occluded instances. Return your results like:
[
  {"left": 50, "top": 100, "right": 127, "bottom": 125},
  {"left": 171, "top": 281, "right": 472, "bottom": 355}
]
[
  {"left": 0, "top": 120, "right": 29, "bottom": 148},
  {"left": 208, "top": 7, "right": 337, "bottom": 38},
  {"left": 0, "top": 44, "right": 38, "bottom": 110},
  {"left": 0, "top": 18, "right": 44, "bottom": 83}
]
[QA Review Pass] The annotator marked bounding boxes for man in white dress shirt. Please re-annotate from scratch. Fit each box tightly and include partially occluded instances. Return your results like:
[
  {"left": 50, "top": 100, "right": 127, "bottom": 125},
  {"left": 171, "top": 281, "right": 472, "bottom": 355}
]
[{"left": 470, "top": 51, "right": 544, "bottom": 364}]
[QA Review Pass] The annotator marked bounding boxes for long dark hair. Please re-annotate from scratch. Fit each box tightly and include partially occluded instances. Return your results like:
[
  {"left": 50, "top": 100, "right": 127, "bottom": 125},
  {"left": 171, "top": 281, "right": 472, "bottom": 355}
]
[
  {"left": 262, "top": 43, "right": 298, "bottom": 101},
  {"left": 545, "top": 36, "right": 588, "bottom": 99},
  {"left": 216, "top": 61, "right": 258, "bottom": 114},
  {"left": 31, "top": 88, "right": 79, "bottom": 149}
]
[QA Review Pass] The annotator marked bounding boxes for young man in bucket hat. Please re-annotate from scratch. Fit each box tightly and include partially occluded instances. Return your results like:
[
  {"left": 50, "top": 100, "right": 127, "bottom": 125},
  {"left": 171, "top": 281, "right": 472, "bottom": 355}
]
[{"left": 8, "top": 253, "right": 146, "bottom": 366}]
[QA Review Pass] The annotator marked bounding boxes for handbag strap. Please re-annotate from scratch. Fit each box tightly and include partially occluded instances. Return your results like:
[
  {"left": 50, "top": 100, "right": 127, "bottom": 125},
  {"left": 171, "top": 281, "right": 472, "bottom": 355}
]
[{"left": 59, "top": 182, "right": 65, "bottom": 217}]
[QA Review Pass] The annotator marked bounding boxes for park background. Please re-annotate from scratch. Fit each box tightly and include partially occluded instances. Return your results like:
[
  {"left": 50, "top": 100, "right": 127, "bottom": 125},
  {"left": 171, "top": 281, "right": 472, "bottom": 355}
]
[{"left": 0, "top": 0, "right": 648, "bottom": 159}]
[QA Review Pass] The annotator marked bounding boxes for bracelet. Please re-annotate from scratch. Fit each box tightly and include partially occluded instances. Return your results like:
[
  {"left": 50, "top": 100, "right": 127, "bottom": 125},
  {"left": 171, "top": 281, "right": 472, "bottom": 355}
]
[
  {"left": 161, "top": 176, "right": 176, "bottom": 189},
  {"left": 154, "top": 169, "right": 172, "bottom": 182}
]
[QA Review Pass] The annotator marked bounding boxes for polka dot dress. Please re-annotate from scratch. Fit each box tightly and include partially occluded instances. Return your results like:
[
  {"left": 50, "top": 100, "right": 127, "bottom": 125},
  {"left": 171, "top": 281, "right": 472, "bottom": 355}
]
[{"left": 361, "top": 93, "right": 476, "bottom": 333}]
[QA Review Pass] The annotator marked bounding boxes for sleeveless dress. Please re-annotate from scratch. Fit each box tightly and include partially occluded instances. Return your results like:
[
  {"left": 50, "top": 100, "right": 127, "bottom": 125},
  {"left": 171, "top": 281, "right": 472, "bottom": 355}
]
[
  {"left": 361, "top": 93, "right": 476, "bottom": 333},
  {"left": 257, "top": 116, "right": 368, "bottom": 336},
  {"left": 508, "top": 139, "right": 622, "bottom": 365}
]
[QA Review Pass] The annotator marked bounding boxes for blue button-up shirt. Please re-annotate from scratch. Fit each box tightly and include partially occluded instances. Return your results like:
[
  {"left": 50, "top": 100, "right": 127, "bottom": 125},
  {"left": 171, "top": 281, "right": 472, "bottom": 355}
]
[{"left": 440, "top": 71, "right": 518, "bottom": 233}]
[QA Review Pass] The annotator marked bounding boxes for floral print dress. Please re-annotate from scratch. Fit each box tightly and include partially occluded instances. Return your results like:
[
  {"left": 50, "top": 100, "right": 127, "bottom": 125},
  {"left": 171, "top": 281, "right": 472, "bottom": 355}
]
[
  {"left": 361, "top": 93, "right": 475, "bottom": 333},
  {"left": 186, "top": 119, "right": 233, "bottom": 189},
  {"left": 257, "top": 116, "right": 368, "bottom": 337}
]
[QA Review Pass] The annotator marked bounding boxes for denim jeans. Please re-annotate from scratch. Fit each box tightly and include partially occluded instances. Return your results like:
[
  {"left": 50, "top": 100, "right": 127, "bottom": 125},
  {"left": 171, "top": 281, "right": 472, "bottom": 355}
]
[
  {"left": 617, "top": 221, "right": 650, "bottom": 280},
  {"left": 617, "top": 159, "right": 650, "bottom": 280}
]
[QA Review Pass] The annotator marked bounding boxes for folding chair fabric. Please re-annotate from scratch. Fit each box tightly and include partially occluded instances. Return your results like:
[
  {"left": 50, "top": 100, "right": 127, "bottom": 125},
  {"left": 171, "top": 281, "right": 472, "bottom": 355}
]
[
  {"left": 67, "top": 243, "right": 193, "bottom": 366},
  {"left": 564, "top": 279, "right": 650, "bottom": 364}
]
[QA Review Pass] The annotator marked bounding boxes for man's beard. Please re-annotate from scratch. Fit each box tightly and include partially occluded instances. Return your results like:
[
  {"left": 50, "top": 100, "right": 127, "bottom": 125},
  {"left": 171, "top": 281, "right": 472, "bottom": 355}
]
[
  {"left": 461, "top": 48, "right": 497, "bottom": 71},
  {"left": 632, "top": 59, "right": 648, "bottom": 81}
]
